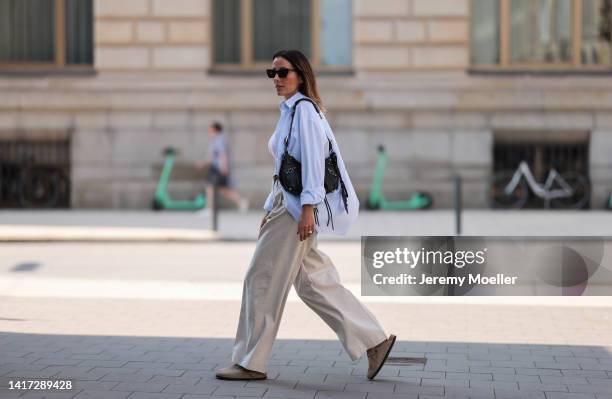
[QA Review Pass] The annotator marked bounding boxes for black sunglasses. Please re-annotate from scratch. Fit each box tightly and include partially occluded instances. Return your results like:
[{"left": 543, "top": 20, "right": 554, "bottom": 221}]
[{"left": 266, "top": 67, "right": 298, "bottom": 78}]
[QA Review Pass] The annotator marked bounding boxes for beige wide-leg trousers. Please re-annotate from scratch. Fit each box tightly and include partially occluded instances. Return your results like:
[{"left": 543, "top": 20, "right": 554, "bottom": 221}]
[{"left": 231, "top": 182, "right": 388, "bottom": 373}]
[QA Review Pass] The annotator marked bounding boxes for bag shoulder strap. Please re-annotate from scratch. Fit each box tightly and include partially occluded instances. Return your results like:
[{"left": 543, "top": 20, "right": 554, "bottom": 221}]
[{"left": 284, "top": 97, "right": 332, "bottom": 154}]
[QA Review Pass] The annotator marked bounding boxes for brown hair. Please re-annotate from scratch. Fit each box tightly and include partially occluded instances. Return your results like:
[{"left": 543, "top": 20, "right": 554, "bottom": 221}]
[
  {"left": 272, "top": 49, "right": 324, "bottom": 112},
  {"left": 210, "top": 121, "right": 223, "bottom": 133}
]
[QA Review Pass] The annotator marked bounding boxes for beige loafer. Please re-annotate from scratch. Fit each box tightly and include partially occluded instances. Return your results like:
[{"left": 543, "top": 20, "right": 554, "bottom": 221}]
[
  {"left": 215, "top": 364, "right": 267, "bottom": 380},
  {"left": 366, "top": 334, "right": 396, "bottom": 380}
]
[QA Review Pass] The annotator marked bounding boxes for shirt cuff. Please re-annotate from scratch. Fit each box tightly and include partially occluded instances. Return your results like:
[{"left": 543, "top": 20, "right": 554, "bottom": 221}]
[{"left": 300, "top": 188, "right": 325, "bottom": 206}]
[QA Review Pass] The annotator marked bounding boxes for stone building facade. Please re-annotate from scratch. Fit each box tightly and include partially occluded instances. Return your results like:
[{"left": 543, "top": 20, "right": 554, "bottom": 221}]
[{"left": 1, "top": 0, "right": 611, "bottom": 209}]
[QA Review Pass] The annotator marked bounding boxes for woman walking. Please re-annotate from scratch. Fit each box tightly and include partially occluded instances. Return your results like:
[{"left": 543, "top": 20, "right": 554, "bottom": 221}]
[{"left": 215, "top": 50, "right": 395, "bottom": 381}]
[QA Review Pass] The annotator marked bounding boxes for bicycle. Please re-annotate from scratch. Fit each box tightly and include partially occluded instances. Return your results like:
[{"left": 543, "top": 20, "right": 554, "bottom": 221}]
[
  {"left": 0, "top": 157, "right": 69, "bottom": 208},
  {"left": 489, "top": 161, "right": 590, "bottom": 209}
]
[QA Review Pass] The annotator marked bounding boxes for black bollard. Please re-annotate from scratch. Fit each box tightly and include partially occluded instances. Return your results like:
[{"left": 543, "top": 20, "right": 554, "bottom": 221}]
[
  {"left": 211, "top": 178, "right": 219, "bottom": 232},
  {"left": 454, "top": 175, "right": 462, "bottom": 236}
]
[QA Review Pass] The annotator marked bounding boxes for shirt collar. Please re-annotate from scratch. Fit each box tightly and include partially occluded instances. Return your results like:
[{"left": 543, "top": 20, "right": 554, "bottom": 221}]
[{"left": 279, "top": 91, "right": 305, "bottom": 111}]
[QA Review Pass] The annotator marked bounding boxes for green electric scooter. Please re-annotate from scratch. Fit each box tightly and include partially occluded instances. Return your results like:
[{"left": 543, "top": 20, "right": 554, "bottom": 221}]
[
  {"left": 152, "top": 147, "right": 206, "bottom": 211},
  {"left": 366, "top": 145, "right": 433, "bottom": 210}
]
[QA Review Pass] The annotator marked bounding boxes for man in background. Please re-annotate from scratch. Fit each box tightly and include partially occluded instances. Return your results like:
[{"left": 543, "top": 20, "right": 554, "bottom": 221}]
[{"left": 196, "top": 122, "right": 249, "bottom": 214}]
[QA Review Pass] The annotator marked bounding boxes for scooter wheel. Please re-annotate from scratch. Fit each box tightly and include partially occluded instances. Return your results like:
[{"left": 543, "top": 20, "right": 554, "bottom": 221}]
[
  {"left": 365, "top": 199, "right": 380, "bottom": 210},
  {"left": 415, "top": 192, "right": 434, "bottom": 209},
  {"left": 152, "top": 198, "right": 163, "bottom": 211}
]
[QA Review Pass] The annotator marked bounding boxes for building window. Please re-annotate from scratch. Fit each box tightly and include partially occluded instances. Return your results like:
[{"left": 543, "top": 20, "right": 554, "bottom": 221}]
[
  {"left": 470, "top": 0, "right": 612, "bottom": 69},
  {"left": 212, "top": 0, "right": 352, "bottom": 70},
  {"left": 0, "top": 0, "right": 93, "bottom": 70}
]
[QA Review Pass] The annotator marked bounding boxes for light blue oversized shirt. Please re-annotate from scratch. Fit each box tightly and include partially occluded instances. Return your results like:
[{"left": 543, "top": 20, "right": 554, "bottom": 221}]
[{"left": 263, "top": 91, "right": 359, "bottom": 235}]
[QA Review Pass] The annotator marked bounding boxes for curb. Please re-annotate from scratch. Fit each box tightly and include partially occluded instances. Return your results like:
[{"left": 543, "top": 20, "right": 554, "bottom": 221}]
[{"left": 0, "top": 225, "right": 219, "bottom": 242}]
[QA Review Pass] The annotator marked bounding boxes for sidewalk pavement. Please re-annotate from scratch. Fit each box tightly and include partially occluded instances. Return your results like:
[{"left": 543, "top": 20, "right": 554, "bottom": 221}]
[
  {"left": 1, "top": 209, "right": 612, "bottom": 242},
  {"left": 1, "top": 331, "right": 612, "bottom": 399}
]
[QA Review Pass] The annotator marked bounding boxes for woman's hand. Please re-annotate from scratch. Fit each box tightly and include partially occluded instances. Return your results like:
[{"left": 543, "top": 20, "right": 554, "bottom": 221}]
[{"left": 298, "top": 204, "right": 315, "bottom": 241}]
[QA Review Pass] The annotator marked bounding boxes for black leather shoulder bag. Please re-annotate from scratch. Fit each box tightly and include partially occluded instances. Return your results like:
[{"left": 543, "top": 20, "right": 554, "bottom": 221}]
[{"left": 278, "top": 98, "right": 349, "bottom": 228}]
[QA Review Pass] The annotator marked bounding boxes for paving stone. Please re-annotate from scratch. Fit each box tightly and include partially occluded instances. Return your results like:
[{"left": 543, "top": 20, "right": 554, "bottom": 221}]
[
  {"left": 125, "top": 393, "right": 183, "bottom": 399},
  {"left": 445, "top": 372, "right": 493, "bottom": 381},
  {"left": 493, "top": 373, "right": 540, "bottom": 383},
  {"left": 517, "top": 368, "right": 564, "bottom": 376},
  {"left": 112, "top": 382, "right": 168, "bottom": 393},
  {"left": 101, "top": 373, "right": 157, "bottom": 383},
  {"left": 421, "top": 378, "right": 469, "bottom": 387},
  {"left": 544, "top": 393, "right": 597, "bottom": 399},
  {"left": 569, "top": 384, "right": 612, "bottom": 394},
  {"left": 363, "top": 394, "right": 419, "bottom": 399},
  {"left": 20, "top": 392, "right": 83, "bottom": 399},
  {"left": 563, "top": 371, "right": 610, "bottom": 378},
  {"left": 443, "top": 385, "right": 495, "bottom": 397},
  {"left": 147, "top": 376, "right": 200, "bottom": 385},
  {"left": 263, "top": 387, "right": 317, "bottom": 398},
  {"left": 314, "top": 391, "right": 367, "bottom": 399},
  {"left": 343, "top": 382, "right": 395, "bottom": 393},
  {"left": 397, "top": 370, "right": 445, "bottom": 379},
  {"left": 495, "top": 390, "right": 546, "bottom": 398},
  {"left": 393, "top": 384, "right": 444, "bottom": 395},
  {"left": 72, "top": 381, "right": 121, "bottom": 391},
  {"left": 518, "top": 382, "right": 569, "bottom": 392},
  {"left": 161, "top": 382, "right": 217, "bottom": 395},
  {"left": 211, "top": 386, "right": 267, "bottom": 396}
]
